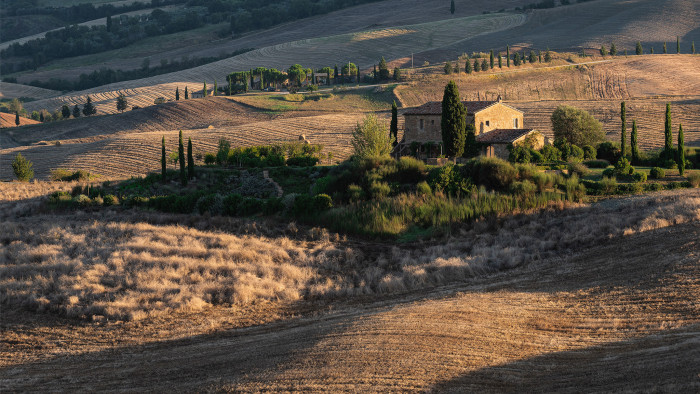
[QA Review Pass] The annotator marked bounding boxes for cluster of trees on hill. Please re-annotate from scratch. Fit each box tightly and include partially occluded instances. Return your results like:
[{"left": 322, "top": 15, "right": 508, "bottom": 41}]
[
  {"left": 1, "top": 8, "right": 207, "bottom": 74},
  {"left": 446, "top": 47, "right": 551, "bottom": 75},
  {"left": 18, "top": 48, "right": 252, "bottom": 92},
  {"left": 0, "top": 0, "right": 184, "bottom": 42}
]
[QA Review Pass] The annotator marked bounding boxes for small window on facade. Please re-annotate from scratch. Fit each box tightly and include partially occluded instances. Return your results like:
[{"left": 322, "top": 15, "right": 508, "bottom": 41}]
[
  {"left": 514, "top": 118, "right": 519, "bottom": 128},
  {"left": 485, "top": 120, "right": 490, "bottom": 127},
  {"left": 420, "top": 119, "right": 425, "bottom": 129},
  {"left": 431, "top": 120, "right": 434, "bottom": 125}
]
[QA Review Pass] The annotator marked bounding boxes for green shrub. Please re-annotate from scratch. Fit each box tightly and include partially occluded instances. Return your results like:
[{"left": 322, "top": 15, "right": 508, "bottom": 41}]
[
  {"left": 74, "top": 194, "right": 92, "bottom": 207},
  {"left": 530, "top": 150, "right": 543, "bottom": 163},
  {"left": 515, "top": 163, "right": 538, "bottom": 181},
  {"left": 222, "top": 194, "right": 243, "bottom": 216},
  {"left": 263, "top": 198, "right": 284, "bottom": 215},
  {"left": 508, "top": 145, "right": 532, "bottom": 163},
  {"left": 12, "top": 153, "right": 34, "bottom": 182},
  {"left": 602, "top": 167, "right": 615, "bottom": 178},
  {"left": 597, "top": 142, "right": 621, "bottom": 163},
  {"left": 428, "top": 164, "right": 474, "bottom": 195},
  {"left": 393, "top": 156, "right": 427, "bottom": 183},
  {"left": 286, "top": 156, "right": 319, "bottom": 167},
  {"left": 645, "top": 182, "right": 663, "bottom": 191},
  {"left": 632, "top": 172, "right": 647, "bottom": 183},
  {"left": 416, "top": 181, "right": 432, "bottom": 196},
  {"left": 583, "top": 145, "right": 596, "bottom": 160},
  {"left": 467, "top": 157, "right": 518, "bottom": 191},
  {"left": 649, "top": 167, "right": 666, "bottom": 179},
  {"left": 583, "top": 159, "right": 609, "bottom": 168},
  {"left": 239, "top": 198, "right": 263, "bottom": 216},
  {"left": 204, "top": 153, "right": 216, "bottom": 165},
  {"left": 510, "top": 180, "right": 537, "bottom": 196},
  {"left": 124, "top": 196, "right": 148, "bottom": 207},
  {"left": 567, "top": 162, "right": 589, "bottom": 178},
  {"left": 540, "top": 145, "right": 561, "bottom": 162},
  {"left": 688, "top": 172, "right": 700, "bottom": 188},
  {"left": 369, "top": 181, "right": 391, "bottom": 199},
  {"left": 103, "top": 194, "right": 119, "bottom": 206},
  {"left": 196, "top": 194, "right": 223, "bottom": 215},
  {"left": 347, "top": 184, "right": 364, "bottom": 202},
  {"left": 313, "top": 194, "right": 333, "bottom": 211},
  {"left": 50, "top": 168, "right": 73, "bottom": 181},
  {"left": 600, "top": 177, "right": 618, "bottom": 194},
  {"left": 531, "top": 172, "right": 555, "bottom": 192}
]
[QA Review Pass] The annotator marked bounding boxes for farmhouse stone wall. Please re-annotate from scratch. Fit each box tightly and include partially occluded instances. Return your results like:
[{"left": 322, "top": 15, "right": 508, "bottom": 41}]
[
  {"left": 474, "top": 105, "right": 523, "bottom": 135},
  {"left": 403, "top": 115, "right": 443, "bottom": 143}
]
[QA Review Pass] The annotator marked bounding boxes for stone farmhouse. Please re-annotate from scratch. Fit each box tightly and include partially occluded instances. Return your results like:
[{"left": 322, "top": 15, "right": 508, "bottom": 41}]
[{"left": 399, "top": 97, "right": 543, "bottom": 160}]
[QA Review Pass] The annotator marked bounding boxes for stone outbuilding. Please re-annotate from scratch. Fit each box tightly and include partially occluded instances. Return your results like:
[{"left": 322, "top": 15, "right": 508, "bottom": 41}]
[{"left": 476, "top": 129, "right": 544, "bottom": 158}]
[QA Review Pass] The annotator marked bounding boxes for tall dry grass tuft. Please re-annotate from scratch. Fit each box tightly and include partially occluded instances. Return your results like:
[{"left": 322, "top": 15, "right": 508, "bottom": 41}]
[{"left": 1, "top": 190, "right": 698, "bottom": 321}]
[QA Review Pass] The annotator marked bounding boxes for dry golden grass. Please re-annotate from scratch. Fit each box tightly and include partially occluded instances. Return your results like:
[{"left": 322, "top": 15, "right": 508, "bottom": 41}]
[
  {"left": 1, "top": 189, "right": 698, "bottom": 325},
  {"left": 1, "top": 190, "right": 698, "bottom": 391}
]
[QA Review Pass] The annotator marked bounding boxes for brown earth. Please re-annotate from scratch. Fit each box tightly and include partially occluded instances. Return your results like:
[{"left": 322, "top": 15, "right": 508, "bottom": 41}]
[{"left": 1, "top": 189, "right": 698, "bottom": 392}]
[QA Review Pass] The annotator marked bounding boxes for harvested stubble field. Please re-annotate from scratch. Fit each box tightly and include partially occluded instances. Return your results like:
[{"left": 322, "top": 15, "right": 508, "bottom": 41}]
[
  {"left": 0, "top": 82, "right": 59, "bottom": 101},
  {"left": 0, "top": 112, "right": 367, "bottom": 180},
  {"left": 23, "top": 12, "right": 526, "bottom": 116},
  {"left": 396, "top": 55, "right": 700, "bottom": 148},
  {"left": 1, "top": 189, "right": 699, "bottom": 391}
]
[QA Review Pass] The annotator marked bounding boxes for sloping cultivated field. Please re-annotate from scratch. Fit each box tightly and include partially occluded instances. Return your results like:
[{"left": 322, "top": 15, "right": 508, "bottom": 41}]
[
  {"left": 396, "top": 55, "right": 700, "bottom": 149},
  {"left": 24, "top": 12, "right": 526, "bottom": 116},
  {"left": 1, "top": 189, "right": 698, "bottom": 390},
  {"left": 0, "top": 82, "right": 59, "bottom": 101},
  {"left": 0, "top": 112, "right": 366, "bottom": 180}
]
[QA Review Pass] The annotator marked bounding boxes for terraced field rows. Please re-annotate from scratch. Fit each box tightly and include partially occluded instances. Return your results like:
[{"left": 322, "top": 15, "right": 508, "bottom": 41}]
[
  {"left": 0, "top": 113, "right": 365, "bottom": 180},
  {"left": 24, "top": 12, "right": 526, "bottom": 115},
  {"left": 515, "top": 98, "right": 700, "bottom": 149}
]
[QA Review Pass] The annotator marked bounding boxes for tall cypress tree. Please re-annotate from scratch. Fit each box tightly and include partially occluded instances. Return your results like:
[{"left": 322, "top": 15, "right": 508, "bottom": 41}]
[
  {"left": 441, "top": 81, "right": 466, "bottom": 157},
  {"left": 176, "top": 87, "right": 180, "bottom": 100},
  {"left": 489, "top": 50, "right": 494, "bottom": 69},
  {"left": 635, "top": 41, "right": 643, "bottom": 55},
  {"left": 465, "top": 59, "right": 472, "bottom": 74},
  {"left": 498, "top": 52, "right": 502, "bottom": 68},
  {"left": 213, "top": 80, "right": 218, "bottom": 96},
  {"left": 82, "top": 96, "right": 96, "bottom": 116},
  {"left": 187, "top": 137, "right": 195, "bottom": 179},
  {"left": 610, "top": 43, "right": 617, "bottom": 56},
  {"left": 203, "top": 81, "right": 207, "bottom": 97},
  {"left": 184, "top": 86, "right": 189, "bottom": 99},
  {"left": 620, "top": 101, "right": 627, "bottom": 159},
  {"left": 664, "top": 103, "right": 673, "bottom": 159},
  {"left": 506, "top": 45, "right": 510, "bottom": 67},
  {"left": 334, "top": 65, "right": 339, "bottom": 85},
  {"left": 390, "top": 101, "right": 398, "bottom": 145},
  {"left": 663, "top": 42, "right": 667, "bottom": 54},
  {"left": 692, "top": 41, "right": 696, "bottom": 54},
  {"left": 676, "top": 36, "right": 680, "bottom": 54},
  {"left": 15, "top": 111, "right": 20, "bottom": 126},
  {"left": 73, "top": 104, "right": 81, "bottom": 118},
  {"left": 161, "top": 136, "right": 167, "bottom": 182},
  {"left": 178, "top": 130, "right": 187, "bottom": 186},
  {"left": 450, "top": 0, "right": 455, "bottom": 14},
  {"left": 473, "top": 58, "right": 480, "bottom": 72},
  {"left": 677, "top": 124, "right": 685, "bottom": 175},
  {"left": 631, "top": 120, "right": 639, "bottom": 164}
]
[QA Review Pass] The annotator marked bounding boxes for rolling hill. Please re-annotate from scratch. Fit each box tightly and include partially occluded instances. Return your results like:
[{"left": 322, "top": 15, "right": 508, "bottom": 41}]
[{"left": 0, "top": 113, "right": 40, "bottom": 128}]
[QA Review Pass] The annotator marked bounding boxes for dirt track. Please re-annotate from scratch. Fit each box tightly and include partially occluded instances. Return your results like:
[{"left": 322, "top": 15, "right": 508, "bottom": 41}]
[{"left": 2, "top": 220, "right": 698, "bottom": 392}]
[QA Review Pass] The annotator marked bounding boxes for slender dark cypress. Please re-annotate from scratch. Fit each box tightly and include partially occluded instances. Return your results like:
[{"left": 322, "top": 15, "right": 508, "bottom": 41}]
[
  {"left": 664, "top": 103, "right": 673, "bottom": 160},
  {"left": 161, "top": 136, "right": 167, "bottom": 182},
  {"left": 179, "top": 130, "right": 187, "bottom": 186},
  {"left": 631, "top": 120, "right": 639, "bottom": 164},
  {"left": 678, "top": 124, "right": 685, "bottom": 176},
  {"left": 620, "top": 101, "right": 627, "bottom": 159},
  {"left": 187, "top": 137, "right": 195, "bottom": 179}
]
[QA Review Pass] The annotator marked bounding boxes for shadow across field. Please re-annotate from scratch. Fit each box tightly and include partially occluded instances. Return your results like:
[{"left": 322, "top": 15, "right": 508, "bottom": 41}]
[
  {"left": 1, "top": 218, "right": 698, "bottom": 391},
  {"left": 432, "top": 324, "right": 700, "bottom": 393}
]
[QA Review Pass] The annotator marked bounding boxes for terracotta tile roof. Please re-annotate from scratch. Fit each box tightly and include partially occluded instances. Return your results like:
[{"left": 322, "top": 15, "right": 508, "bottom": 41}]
[
  {"left": 404, "top": 100, "right": 501, "bottom": 115},
  {"left": 476, "top": 129, "right": 534, "bottom": 144}
]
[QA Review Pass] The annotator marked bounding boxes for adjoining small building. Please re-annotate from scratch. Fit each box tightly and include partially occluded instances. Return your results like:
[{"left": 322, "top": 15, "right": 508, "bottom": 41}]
[{"left": 398, "top": 96, "right": 542, "bottom": 160}]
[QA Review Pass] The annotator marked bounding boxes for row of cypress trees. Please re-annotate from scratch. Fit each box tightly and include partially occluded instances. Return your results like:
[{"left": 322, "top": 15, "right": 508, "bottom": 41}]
[
  {"left": 620, "top": 102, "right": 685, "bottom": 175},
  {"left": 161, "top": 130, "right": 195, "bottom": 186}
]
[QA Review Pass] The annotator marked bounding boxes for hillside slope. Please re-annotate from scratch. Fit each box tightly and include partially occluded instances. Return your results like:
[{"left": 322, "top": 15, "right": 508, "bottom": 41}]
[
  {"left": 2, "top": 190, "right": 698, "bottom": 391},
  {"left": 0, "top": 113, "right": 40, "bottom": 128}
]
